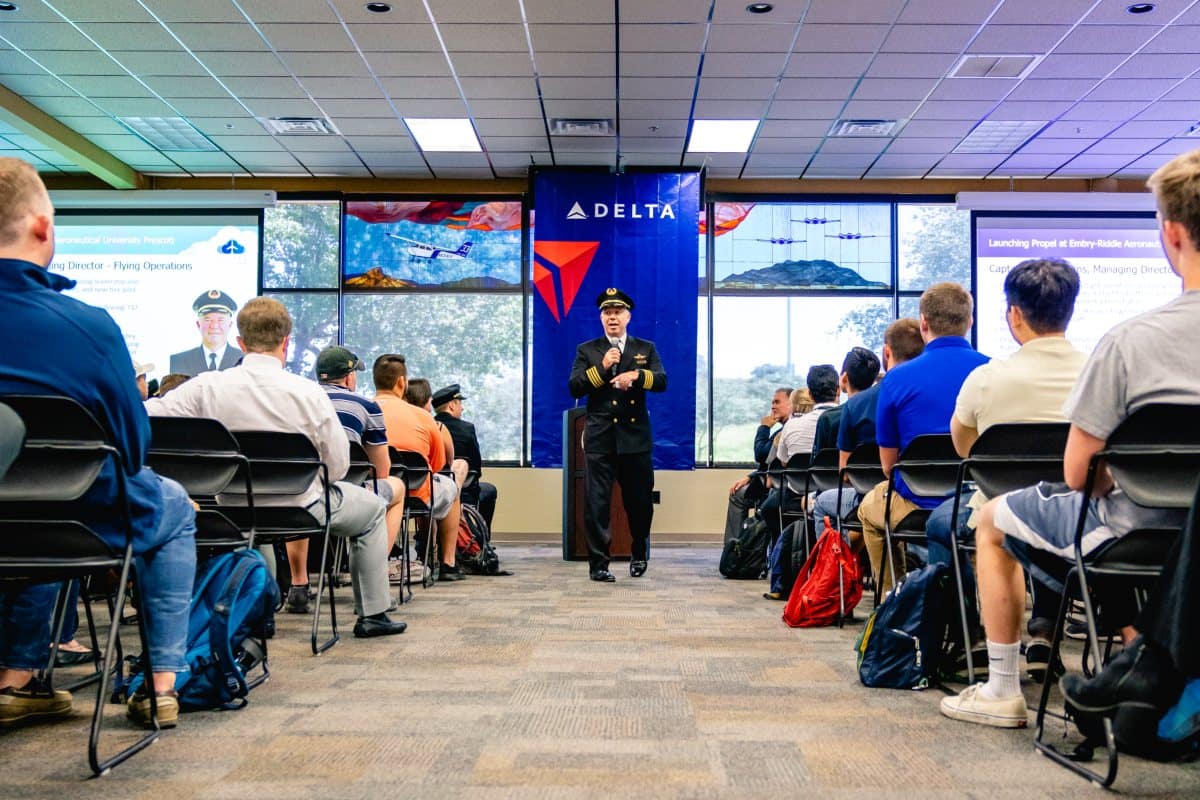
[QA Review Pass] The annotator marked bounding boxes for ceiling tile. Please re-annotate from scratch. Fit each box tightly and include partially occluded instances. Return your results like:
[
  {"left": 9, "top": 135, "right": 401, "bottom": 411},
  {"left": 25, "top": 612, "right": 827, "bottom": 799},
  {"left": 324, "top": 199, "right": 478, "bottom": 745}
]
[
  {"left": 865, "top": 52, "right": 958, "bottom": 79},
  {"left": 77, "top": 22, "right": 182, "bottom": 51},
  {"left": 881, "top": 25, "right": 977, "bottom": 53},
  {"left": 776, "top": 77, "right": 857, "bottom": 100},
  {"left": 699, "top": 77, "right": 777, "bottom": 100},
  {"left": 623, "top": 78, "right": 697, "bottom": 100},
  {"left": 898, "top": 0, "right": 999, "bottom": 24},
  {"left": 485, "top": 135, "right": 554, "bottom": 152},
  {"left": 25, "top": 96, "right": 104, "bottom": 116},
  {"left": 459, "top": 77, "right": 540, "bottom": 99},
  {"left": 841, "top": 99, "right": 922, "bottom": 119},
  {"left": 540, "top": 77, "right": 615, "bottom": 99},
  {"left": 221, "top": 76, "right": 309, "bottom": 99},
  {"left": 1082, "top": 137, "right": 1167, "bottom": 155},
  {"left": 540, "top": 99, "right": 615, "bottom": 118},
  {"left": 539, "top": 52, "right": 612, "bottom": 77},
  {"left": 751, "top": 136, "right": 825, "bottom": 152},
  {"left": 621, "top": 99, "right": 694, "bottom": 118},
  {"left": 936, "top": 153, "right": 1013, "bottom": 168},
  {"left": 1135, "top": 102, "right": 1200, "bottom": 121},
  {"left": 1029, "top": 53, "right": 1127, "bottom": 79},
  {"left": 899, "top": 119, "right": 977, "bottom": 138},
  {"left": 427, "top": 0, "right": 524, "bottom": 23},
  {"left": 758, "top": 120, "right": 830, "bottom": 137},
  {"left": 872, "top": 153, "right": 942, "bottom": 169},
  {"left": 378, "top": 77, "right": 461, "bottom": 98},
  {"left": 818, "top": 137, "right": 891, "bottom": 154},
  {"left": 474, "top": 118, "right": 549, "bottom": 137},
  {"left": 968, "top": 25, "right": 1072, "bottom": 54},
  {"left": 792, "top": 24, "right": 891, "bottom": 52},
  {"left": 854, "top": 78, "right": 937, "bottom": 101},
  {"left": 172, "top": 23, "right": 272, "bottom": 52},
  {"left": 1083, "top": 0, "right": 1194, "bottom": 25},
  {"left": 619, "top": 136, "right": 685, "bottom": 153},
  {"left": 1087, "top": 79, "right": 1177, "bottom": 102},
  {"left": 703, "top": 52, "right": 788, "bottom": 78},
  {"left": 321, "top": 99, "right": 399, "bottom": 118},
  {"left": 524, "top": 0, "right": 618, "bottom": 23},
  {"left": 199, "top": 51, "right": 291, "bottom": 77},
  {"left": 1017, "top": 137, "right": 1094, "bottom": 153},
  {"left": 989, "top": 0, "right": 1100, "bottom": 25},
  {"left": 693, "top": 99, "right": 770, "bottom": 117},
  {"left": 344, "top": 132, "right": 415, "bottom": 149},
  {"left": 2, "top": 75, "right": 80, "bottom": 97},
  {"left": 1053, "top": 24, "right": 1160, "bottom": 54},
  {"left": 279, "top": 52, "right": 371, "bottom": 78},
  {"left": 623, "top": 119, "right": 689, "bottom": 137},
  {"left": 998, "top": 153, "right": 1072, "bottom": 169},
  {"left": 805, "top": 0, "right": 907, "bottom": 24},
  {"left": 261, "top": 23, "right": 355, "bottom": 51},
  {"left": 783, "top": 52, "right": 874, "bottom": 79},
  {"left": 1058, "top": 101, "right": 1147, "bottom": 121},
  {"left": 92, "top": 97, "right": 176, "bottom": 116},
  {"left": 707, "top": 24, "right": 797, "bottom": 53},
  {"left": 1038, "top": 120, "right": 1112, "bottom": 137},
  {"left": 531, "top": 24, "right": 617, "bottom": 53},
  {"left": 240, "top": 98, "right": 323, "bottom": 117},
  {"left": 111, "top": 51, "right": 211, "bottom": 77},
  {"left": 294, "top": 152, "right": 367, "bottom": 168},
  {"left": 1141, "top": 25, "right": 1200, "bottom": 54},
  {"left": 767, "top": 100, "right": 850, "bottom": 119},
  {"left": 619, "top": 52, "right": 699, "bottom": 77},
  {"left": 618, "top": 24, "right": 704, "bottom": 53},
  {"left": 371, "top": 52, "right": 454, "bottom": 76},
  {"left": 1006, "top": 78, "right": 1098, "bottom": 102},
  {"left": 928, "top": 79, "right": 1018, "bottom": 102},
  {"left": 914, "top": 100, "right": 1000, "bottom": 120},
  {"left": 347, "top": 23, "right": 442, "bottom": 52},
  {"left": 440, "top": 23, "right": 529, "bottom": 52},
  {"left": 1114, "top": 120, "right": 1197, "bottom": 138},
  {"left": 207, "top": 135, "right": 287, "bottom": 152},
  {"left": 986, "top": 101, "right": 1072, "bottom": 120},
  {"left": 2, "top": 24, "right": 98, "bottom": 51},
  {"left": 387, "top": 98, "right": 471, "bottom": 116},
  {"left": 58, "top": 116, "right": 131, "bottom": 135},
  {"left": 1111, "top": 53, "right": 1198, "bottom": 80}
]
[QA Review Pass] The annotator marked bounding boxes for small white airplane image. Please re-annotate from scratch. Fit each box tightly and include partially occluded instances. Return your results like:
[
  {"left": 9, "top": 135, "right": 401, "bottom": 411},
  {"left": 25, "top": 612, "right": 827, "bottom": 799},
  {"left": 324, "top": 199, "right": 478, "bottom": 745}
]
[{"left": 385, "top": 234, "right": 474, "bottom": 260}]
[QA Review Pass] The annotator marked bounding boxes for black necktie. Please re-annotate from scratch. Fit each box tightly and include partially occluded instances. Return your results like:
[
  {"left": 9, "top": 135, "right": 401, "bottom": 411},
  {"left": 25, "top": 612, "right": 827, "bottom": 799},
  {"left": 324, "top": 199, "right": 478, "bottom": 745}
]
[{"left": 208, "top": 353, "right": 217, "bottom": 371}]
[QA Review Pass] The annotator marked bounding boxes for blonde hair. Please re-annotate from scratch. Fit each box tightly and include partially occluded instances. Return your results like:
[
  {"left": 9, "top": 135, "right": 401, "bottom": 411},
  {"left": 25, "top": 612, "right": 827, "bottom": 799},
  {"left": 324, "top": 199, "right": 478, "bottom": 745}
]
[
  {"left": 0, "top": 157, "right": 50, "bottom": 247},
  {"left": 919, "top": 282, "right": 973, "bottom": 337},
  {"left": 790, "top": 387, "right": 813, "bottom": 416},
  {"left": 236, "top": 297, "right": 291, "bottom": 352},
  {"left": 1147, "top": 149, "right": 1200, "bottom": 250}
]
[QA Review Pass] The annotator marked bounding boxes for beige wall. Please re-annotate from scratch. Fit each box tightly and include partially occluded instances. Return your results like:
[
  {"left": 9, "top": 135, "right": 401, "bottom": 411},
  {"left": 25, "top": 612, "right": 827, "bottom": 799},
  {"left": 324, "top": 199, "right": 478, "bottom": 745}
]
[{"left": 486, "top": 466, "right": 747, "bottom": 546}]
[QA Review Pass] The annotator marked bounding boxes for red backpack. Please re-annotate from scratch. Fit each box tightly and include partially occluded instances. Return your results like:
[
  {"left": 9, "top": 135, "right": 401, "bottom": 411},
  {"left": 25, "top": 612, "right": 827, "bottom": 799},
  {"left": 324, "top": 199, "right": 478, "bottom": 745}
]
[{"left": 782, "top": 517, "right": 863, "bottom": 628}]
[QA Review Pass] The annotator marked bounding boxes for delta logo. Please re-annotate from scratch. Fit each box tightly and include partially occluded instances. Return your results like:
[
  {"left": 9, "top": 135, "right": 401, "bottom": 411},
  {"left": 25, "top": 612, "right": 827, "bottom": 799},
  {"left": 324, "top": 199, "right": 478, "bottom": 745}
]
[
  {"left": 532, "top": 240, "right": 599, "bottom": 322},
  {"left": 565, "top": 201, "right": 675, "bottom": 221}
]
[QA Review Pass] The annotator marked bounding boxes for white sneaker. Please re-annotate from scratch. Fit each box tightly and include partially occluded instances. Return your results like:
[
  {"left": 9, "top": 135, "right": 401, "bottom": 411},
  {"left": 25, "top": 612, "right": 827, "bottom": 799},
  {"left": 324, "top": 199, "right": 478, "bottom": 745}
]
[{"left": 940, "top": 684, "right": 1028, "bottom": 728}]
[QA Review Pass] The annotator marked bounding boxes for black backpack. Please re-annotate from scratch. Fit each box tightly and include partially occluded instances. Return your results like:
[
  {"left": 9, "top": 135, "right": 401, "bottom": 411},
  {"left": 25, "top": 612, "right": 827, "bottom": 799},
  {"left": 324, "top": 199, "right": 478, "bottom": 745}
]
[
  {"left": 776, "top": 520, "right": 807, "bottom": 597},
  {"left": 457, "top": 503, "right": 504, "bottom": 575},
  {"left": 856, "top": 562, "right": 956, "bottom": 689},
  {"left": 720, "top": 516, "right": 769, "bottom": 579}
]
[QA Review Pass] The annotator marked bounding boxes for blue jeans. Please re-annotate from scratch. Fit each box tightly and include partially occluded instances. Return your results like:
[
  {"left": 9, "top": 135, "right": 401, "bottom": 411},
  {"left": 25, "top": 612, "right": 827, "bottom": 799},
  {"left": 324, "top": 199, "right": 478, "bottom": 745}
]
[
  {"left": 0, "top": 473, "right": 196, "bottom": 674},
  {"left": 926, "top": 491, "right": 976, "bottom": 599},
  {"left": 811, "top": 488, "right": 861, "bottom": 536}
]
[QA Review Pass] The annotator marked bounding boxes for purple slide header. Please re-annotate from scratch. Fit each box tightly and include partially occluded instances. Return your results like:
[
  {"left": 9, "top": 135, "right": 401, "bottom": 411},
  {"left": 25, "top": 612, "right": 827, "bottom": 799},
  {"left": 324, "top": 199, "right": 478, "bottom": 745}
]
[{"left": 977, "top": 227, "right": 1161, "bottom": 259}]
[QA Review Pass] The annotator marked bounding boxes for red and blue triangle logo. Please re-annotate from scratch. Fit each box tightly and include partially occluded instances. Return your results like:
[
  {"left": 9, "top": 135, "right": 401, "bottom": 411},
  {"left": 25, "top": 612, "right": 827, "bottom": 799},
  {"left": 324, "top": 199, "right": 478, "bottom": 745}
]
[{"left": 532, "top": 240, "right": 600, "bottom": 322}]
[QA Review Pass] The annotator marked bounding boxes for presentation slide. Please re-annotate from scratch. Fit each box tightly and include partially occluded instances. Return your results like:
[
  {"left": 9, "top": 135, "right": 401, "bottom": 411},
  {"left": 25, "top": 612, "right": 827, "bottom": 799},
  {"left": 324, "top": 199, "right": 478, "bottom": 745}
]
[
  {"left": 51, "top": 213, "right": 260, "bottom": 380},
  {"left": 975, "top": 215, "right": 1180, "bottom": 358}
]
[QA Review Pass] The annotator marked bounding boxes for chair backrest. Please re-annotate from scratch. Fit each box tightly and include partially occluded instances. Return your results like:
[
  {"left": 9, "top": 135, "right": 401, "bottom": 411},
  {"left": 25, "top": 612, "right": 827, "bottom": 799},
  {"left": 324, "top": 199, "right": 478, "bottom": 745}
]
[
  {"left": 148, "top": 416, "right": 244, "bottom": 497},
  {"left": 231, "top": 430, "right": 322, "bottom": 499},
  {"left": 344, "top": 439, "right": 375, "bottom": 487},
  {"left": 388, "top": 447, "right": 430, "bottom": 492},
  {"left": 1102, "top": 404, "right": 1200, "bottom": 510},
  {"left": 0, "top": 395, "right": 114, "bottom": 503},
  {"left": 0, "top": 402, "right": 24, "bottom": 480},
  {"left": 842, "top": 443, "right": 884, "bottom": 496},
  {"left": 966, "top": 422, "right": 1069, "bottom": 499},
  {"left": 894, "top": 434, "right": 960, "bottom": 499},
  {"left": 808, "top": 447, "right": 841, "bottom": 493}
]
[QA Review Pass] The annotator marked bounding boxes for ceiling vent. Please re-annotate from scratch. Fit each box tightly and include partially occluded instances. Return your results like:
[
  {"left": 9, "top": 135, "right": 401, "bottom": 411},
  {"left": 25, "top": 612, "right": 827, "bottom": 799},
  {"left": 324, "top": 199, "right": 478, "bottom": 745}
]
[
  {"left": 953, "top": 120, "right": 1047, "bottom": 153},
  {"left": 117, "top": 117, "right": 219, "bottom": 152},
  {"left": 950, "top": 54, "right": 1041, "bottom": 79},
  {"left": 549, "top": 118, "right": 615, "bottom": 137},
  {"left": 829, "top": 119, "right": 898, "bottom": 137},
  {"left": 259, "top": 116, "right": 339, "bottom": 135}
]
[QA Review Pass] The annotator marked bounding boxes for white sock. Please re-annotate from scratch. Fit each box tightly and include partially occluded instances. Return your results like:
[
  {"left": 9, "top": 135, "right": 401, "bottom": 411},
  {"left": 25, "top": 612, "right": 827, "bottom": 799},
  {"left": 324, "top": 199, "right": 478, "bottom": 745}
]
[{"left": 980, "top": 640, "right": 1021, "bottom": 699}]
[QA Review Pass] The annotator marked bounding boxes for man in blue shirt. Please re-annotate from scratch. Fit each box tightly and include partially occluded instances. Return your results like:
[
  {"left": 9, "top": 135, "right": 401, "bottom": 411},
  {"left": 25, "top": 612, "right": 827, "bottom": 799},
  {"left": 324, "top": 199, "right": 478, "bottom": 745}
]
[
  {"left": 856, "top": 283, "right": 988, "bottom": 594},
  {"left": 0, "top": 158, "right": 196, "bottom": 729},
  {"left": 809, "top": 320, "right": 924, "bottom": 538}
]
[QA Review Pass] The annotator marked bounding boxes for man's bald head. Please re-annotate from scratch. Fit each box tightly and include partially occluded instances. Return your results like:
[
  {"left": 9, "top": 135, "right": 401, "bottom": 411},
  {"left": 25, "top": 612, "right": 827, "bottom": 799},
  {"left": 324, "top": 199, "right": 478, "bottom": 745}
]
[{"left": 0, "top": 158, "right": 54, "bottom": 264}]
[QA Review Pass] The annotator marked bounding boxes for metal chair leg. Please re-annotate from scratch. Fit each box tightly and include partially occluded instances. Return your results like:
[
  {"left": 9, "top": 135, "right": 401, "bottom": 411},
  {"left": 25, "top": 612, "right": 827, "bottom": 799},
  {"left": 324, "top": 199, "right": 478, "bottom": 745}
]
[{"left": 309, "top": 531, "right": 339, "bottom": 656}]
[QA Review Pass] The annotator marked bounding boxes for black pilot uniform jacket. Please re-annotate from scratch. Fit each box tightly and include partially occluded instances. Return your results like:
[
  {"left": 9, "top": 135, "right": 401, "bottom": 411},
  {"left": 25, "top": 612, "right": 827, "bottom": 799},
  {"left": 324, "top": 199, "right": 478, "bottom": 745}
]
[{"left": 568, "top": 335, "right": 667, "bottom": 455}]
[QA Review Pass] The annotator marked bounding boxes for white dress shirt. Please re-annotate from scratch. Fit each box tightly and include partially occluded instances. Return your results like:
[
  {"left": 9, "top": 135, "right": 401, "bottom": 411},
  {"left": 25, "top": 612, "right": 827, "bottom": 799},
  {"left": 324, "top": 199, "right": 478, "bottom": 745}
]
[
  {"left": 202, "top": 344, "right": 228, "bottom": 369},
  {"left": 145, "top": 352, "right": 348, "bottom": 506}
]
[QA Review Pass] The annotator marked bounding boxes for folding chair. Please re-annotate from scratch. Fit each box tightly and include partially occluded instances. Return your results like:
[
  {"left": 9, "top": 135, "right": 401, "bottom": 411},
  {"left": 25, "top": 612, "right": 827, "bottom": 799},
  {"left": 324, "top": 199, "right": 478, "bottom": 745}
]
[
  {"left": 389, "top": 448, "right": 433, "bottom": 588},
  {"left": 883, "top": 434, "right": 960, "bottom": 601},
  {"left": 806, "top": 447, "right": 841, "bottom": 546},
  {"left": 839, "top": 444, "right": 884, "bottom": 590},
  {"left": 948, "top": 422, "right": 1069, "bottom": 684},
  {"left": 776, "top": 451, "right": 812, "bottom": 551},
  {"left": 1033, "top": 404, "right": 1200, "bottom": 788},
  {"left": 218, "top": 431, "right": 338, "bottom": 655},
  {"left": 0, "top": 395, "right": 160, "bottom": 775},
  {"left": 147, "top": 416, "right": 253, "bottom": 551}
]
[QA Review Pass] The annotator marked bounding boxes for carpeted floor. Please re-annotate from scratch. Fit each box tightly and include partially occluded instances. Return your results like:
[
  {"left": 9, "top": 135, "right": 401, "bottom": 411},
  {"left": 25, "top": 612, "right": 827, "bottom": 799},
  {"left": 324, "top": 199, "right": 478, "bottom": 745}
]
[{"left": 2, "top": 545, "right": 1198, "bottom": 797}]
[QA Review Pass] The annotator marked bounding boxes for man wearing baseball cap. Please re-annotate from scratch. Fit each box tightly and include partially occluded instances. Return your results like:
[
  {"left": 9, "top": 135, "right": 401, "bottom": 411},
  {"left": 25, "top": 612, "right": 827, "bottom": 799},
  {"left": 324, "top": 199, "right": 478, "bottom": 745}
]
[
  {"left": 168, "top": 289, "right": 243, "bottom": 376},
  {"left": 433, "top": 383, "right": 498, "bottom": 529},
  {"left": 568, "top": 288, "right": 667, "bottom": 582}
]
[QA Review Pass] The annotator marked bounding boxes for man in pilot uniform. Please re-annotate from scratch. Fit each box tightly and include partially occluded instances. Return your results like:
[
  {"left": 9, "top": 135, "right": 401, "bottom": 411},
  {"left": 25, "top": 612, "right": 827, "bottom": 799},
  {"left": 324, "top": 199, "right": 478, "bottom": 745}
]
[
  {"left": 168, "top": 289, "right": 243, "bottom": 376},
  {"left": 568, "top": 288, "right": 667, "bottom": 582}
]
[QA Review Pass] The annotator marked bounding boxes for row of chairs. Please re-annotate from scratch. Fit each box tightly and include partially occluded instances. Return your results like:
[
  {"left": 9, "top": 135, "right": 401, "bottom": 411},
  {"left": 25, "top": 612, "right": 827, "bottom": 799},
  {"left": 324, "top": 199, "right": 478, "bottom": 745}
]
[
  {"left": 0, "top": 395, "right": 440, "bottom": 775},
  {"left": 762, "top": 404, "right": 1200, "bottom": 788}
]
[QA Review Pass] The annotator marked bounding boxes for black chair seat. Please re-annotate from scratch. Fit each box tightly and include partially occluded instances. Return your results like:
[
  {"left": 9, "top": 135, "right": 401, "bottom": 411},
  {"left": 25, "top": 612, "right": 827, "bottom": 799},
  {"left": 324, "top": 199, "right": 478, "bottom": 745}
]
[
  {"left": 193, "top": 509, "right": 249, "bottom": 548},
  {"left": 891, "top": 509, "right": 931, "bottom": 535},
  {"left": 217, "top": 505, "right": 323, "bottom": 535}
]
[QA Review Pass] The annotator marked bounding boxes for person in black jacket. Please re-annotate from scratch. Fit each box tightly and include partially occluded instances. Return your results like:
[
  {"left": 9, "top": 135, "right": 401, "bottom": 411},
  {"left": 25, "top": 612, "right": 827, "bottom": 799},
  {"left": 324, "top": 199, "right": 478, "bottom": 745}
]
[
  {"left": 722, "top": 387, "right": 792, "bottom": 543},
  {"left": 568, "top": 288, "right": 667, "bottom": 582},
  {"left": 433, "top": 383, "right": 497, "bottom": 529}
]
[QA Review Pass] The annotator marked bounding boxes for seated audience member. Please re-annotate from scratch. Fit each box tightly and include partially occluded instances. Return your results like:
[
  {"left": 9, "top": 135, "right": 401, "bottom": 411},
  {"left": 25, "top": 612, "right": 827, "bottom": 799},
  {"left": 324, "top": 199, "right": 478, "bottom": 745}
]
[
  {"left": 810, "top": 325, "right": 922, "bottom": 538},
  {"left": 0, "top": 157, "right": 197, "bottom": 727},
  {"left": 941, "top": 148, "right": 1200, "bottom": 728},
  {"left": 404, "top": 377, "right": 466, "bottom": 487},
  {"left": 372, "top": 355, "right": 465, "bottom": 582},
  {"left": 134, "top": 360, "right": 153, "bottom": 400},
  {"left": 763, "top": 366, "right": 839, "bottom": 599},
  {"left": 155, "top": 372, "right": 191, "bottom": 397},
  {"left": 146, "top": 298, "right": 405, "bottom": 639},
  {"left": 723, "top": 387, "right": 793, "bottom": 543},
  {"left": 434, "top": 383, "right": 499, "bottom": 529},
  {"left": 926, "top": 258, "right": 1086, "bottom": 676},
  {"left": 313, "top": 345, "right": 408, "bottom": 588},
  {"left": 858, "top": 284, "right": 988, "bottom": 595},
  {"left": 811, "top": 347, "right": 880, "bottom": 460}
]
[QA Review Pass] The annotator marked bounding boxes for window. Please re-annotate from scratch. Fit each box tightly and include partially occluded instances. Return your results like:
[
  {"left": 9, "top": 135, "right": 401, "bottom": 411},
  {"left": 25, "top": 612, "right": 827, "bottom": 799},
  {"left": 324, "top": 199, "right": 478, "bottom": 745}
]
[
  {"left": 898, "top": 204, "right": 970, "bottom": 291},
  {"left": 709, "top": 296, "right": 892, "bottom": 463},
  {"left": 262, "top": 200, "right": 341, "bottom": 379}
]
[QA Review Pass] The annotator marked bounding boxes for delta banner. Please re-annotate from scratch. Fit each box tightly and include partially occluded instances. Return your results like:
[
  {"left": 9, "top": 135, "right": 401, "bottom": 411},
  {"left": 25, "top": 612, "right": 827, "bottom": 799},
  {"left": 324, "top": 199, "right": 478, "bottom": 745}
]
[{"left": 531, "top": 170, "right": 700, "bottom": 469}]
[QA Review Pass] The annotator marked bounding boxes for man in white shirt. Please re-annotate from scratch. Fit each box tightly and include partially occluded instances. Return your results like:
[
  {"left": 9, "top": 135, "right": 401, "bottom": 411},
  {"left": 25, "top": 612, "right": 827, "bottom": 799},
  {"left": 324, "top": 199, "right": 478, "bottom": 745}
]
[{"left": 147, "top": 297, "right": 406, "bottom": 639}]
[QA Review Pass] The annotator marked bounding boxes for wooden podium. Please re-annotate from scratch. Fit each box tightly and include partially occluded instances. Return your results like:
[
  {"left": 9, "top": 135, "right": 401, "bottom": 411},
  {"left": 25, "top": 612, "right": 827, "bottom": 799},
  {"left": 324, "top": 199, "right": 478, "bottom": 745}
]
[{"left": 562, "top": 407, "right": 633, "bottom": 561}]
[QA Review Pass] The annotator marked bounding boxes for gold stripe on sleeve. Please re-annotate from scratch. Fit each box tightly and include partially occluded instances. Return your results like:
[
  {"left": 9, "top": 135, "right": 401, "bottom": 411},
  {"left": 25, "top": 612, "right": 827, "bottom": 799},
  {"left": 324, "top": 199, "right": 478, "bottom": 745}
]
[
  {"left": 587, "top": 366, "right": 603, "bottom": 388},
  {"left": 642, "top": 369, "right": 654, "bottom": 390}
]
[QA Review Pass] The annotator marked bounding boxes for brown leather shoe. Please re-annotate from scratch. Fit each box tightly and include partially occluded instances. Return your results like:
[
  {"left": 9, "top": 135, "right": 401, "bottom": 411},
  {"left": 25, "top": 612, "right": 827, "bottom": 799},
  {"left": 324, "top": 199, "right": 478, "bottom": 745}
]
[
  {"left": 0, "top": 681, "right": 72, "bottom": 726},
  {"left": 127, "top": 687, "right": 179, "bottom": 729}
]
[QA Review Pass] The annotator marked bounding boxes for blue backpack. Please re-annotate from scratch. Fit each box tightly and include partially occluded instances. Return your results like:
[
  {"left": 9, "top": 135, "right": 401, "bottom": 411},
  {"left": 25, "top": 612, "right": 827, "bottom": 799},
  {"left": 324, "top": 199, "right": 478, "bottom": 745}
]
[
  {"left": 856, "top": 562, "right": 954, "bottom": 690},
  {"left": 127, "top": 549, "right": 279, "bottom": 711}
]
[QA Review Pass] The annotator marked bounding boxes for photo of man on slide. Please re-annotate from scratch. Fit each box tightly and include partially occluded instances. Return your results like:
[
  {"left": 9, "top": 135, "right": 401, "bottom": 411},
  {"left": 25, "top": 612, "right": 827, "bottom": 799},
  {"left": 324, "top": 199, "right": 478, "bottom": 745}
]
[{"left": 168, "top": 289, "right": 243, "bottom": 376}]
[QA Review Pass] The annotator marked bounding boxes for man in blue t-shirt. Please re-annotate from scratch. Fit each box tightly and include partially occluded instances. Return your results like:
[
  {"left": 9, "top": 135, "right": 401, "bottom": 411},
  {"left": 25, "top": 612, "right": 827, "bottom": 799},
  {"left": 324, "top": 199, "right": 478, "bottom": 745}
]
[
  {"left": 809, "top": 320, "right": 924, "bottom": 539},
  {"left": 856, "top": 283, "right": 988, "bottom": 594}
]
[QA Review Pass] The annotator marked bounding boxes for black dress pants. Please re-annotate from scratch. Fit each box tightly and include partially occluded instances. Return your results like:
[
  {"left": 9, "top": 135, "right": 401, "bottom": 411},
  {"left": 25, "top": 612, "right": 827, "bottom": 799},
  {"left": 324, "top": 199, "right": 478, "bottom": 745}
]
[{"left": 584, "top": 450, "right": 653, "bottom": 571}]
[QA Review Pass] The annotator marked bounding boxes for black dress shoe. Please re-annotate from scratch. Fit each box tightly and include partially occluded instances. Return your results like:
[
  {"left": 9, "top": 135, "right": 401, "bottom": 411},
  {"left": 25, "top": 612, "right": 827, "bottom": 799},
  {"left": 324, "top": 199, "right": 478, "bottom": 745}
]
[
  {"left": 353, "top": 613, "right": 408, "bottom": 638},
  {"left": 629, "top": 560, "right": 647, "bottom": 578},
  {"left": 437, "top": 564, "right": 465, "bottom": 582},
  {"left": 1059, "top": 636, "right": 1183, "bottom": 713},
  {"left": 590, "top": 569, "right": 616, "bottom": 582}
]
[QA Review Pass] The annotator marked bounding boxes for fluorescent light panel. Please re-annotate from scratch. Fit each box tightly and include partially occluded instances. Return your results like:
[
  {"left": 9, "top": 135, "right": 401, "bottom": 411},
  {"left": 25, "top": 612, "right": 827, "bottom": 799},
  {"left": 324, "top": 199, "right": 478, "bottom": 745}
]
[
  {"left": 404, "top": 118, "right": 482, "bottom": 152},
  {"left": 953, "top": 120, "right": 1045, "bottom": 154},
  {"left": 687, "top": 119, "right": 759, "bottom": 153},
  {"left": 118, "top": 117, "right": 219, "bottom": 152}
]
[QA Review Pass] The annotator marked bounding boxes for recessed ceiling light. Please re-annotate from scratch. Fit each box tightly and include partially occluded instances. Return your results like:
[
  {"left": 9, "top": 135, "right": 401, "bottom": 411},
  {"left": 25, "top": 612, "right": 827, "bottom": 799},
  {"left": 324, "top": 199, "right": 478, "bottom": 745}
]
[
  {"left": 686, "top": 119, "right": 759, "bottom": 153},
  {"left": 0, "top": 3, "right": 19, "bottom": 11},
  {"left": 118, "top": 116, "right": 220, "bottom": 152},
  {"left": 365, "top": 2, "right": 391, "bottom": 12},
  {"left": 746, "top": 2, "right": 773, "bottom": 13},
  {"left": 404, "top": 118, "right": 482, "bottom": 152},
  {"left": 1127, "top": 3, "right": 1155, "bottom": 13}
]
